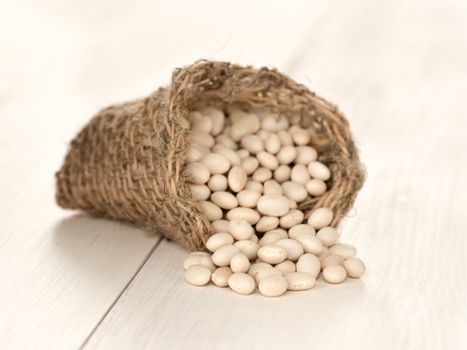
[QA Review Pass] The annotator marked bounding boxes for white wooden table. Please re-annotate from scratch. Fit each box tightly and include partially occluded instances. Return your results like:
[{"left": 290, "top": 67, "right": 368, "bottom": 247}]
[{"left": 1, "top": 0, "right": 466, "bottom": 349}]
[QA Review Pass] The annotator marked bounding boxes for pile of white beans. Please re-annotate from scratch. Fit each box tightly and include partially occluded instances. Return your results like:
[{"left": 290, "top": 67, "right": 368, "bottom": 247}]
[{"left": 182, "top": 106, "right": 365, "bottom": 297}]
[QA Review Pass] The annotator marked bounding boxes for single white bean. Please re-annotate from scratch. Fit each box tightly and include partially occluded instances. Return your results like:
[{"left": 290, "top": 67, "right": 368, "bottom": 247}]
[
  {"left": 211, "top": 219, "right": 230, "bottom": 233},
  {"left": 296, "top": 253, "right": 321, "bottom": 277},
  {"left": 343, "top": 257, "right": 366, "bottom": 278},
  {"left": 241, "top": 157, "right": 259, "bottom": 175},
  {"left": 307, "top": 207, "right": 334, "bottom": 229},
  {"left": 192, "top": 115, "right": 213, "bottom": 134},
  {"left": 295, "top": 233, "right": 324, "bottom": 255},
  {"left": 226, "top": 207, "right": 261, "bottom": 225},
  {"left": 291, "top": 128, "right": 311, "bottom": 146},
  {"left": 245, "top": 180, "right": 263, "bottom": 192},
  {"left": 211, "top": 245, "right": 240, "bottom": 267},
  {"left": 308, "top": 161, "right": 331, "bottom": 180},
  {"left": 228, "top": 219, "right": 255, "bottom": 240},
  {"left": 200, "top": 153, "right": 230, "bottom": 174},
  {"left": 199, "top": 107, "right": 225, "bottom": 135},
  {"left": 207, "top": 175, "right": 228, "bottom": 192},
  {"left": 295, "top": 146, "right": 318, "bottom": 164},
  {"left": 252, "top": 167, "right": 272, "bottom": 183},
  {"left": 329, "top": 243, "right": 357, "bottom": 258},
  {"left": 241, "top": 134, "right": 264, "bottom": 154},
  {"left": 184, "top": 265, "right": 212, "bottom": 286},
  {"left": 263, "top": 180, "right": 283, "bottom": 195},
  {"left": 199, "top": 201, "right": 223, "bottom": 221},
  {"left": 234, "top": 240, "right": 259, "bottom": 260},
  {"left": 186, "top": 162, "right": 210, "bottom": 185},
  {"left": 258, "top": 275, "right": 288, "bottom": 297},
  {"left": 274, "top": 165, "right": 291, "bottom": 183},
  {"left": 279, "top": 209, "right": 304, "bottom": 229},
  {"left": 257, "top": 151, "right": 279, "bottom": 170},
  {"left": 230, "top": 253, "right": 251, "bottom": 273},
  {"left": 257, "top": 194, "right": 290, "bottom": 217},
  {"left": 281, "top": 181, "right": 308, "bottom": 203},
  {"left": 288, "top": 224, "right": 315, "bottom": 239},
  {"left": 211, "top": 267, "right": 232, "bottom": 287},
  {"left": 322, "top": 265, "right": 347, "bottom": 284},
  {"left": 257, "top": 245, "right": 288, "bottom": 264},
  {"left": 258, "top": 229, "right": 288, "bottom": 246},
  {"left": 277, "top": 130, "right": 293, "bottom": 146},
  {"left": 189, "top": 184, "right": 211, "bottom": 201},
  {"left": 228, "top": 165, "right": 248, "bottom": 192},
  {"left": 274, "top": 239, "right": 304, "bottom": 262},
  {"left": 285, "top": 272, "right": 316, "bottom": 291},
  {"left": 306, "top": 179, "right": 327, "bottom": 196},
  {"left": 275, "top": 260, "right": 296, "bottom": 275},
  {"left": 230, "top": 114, "right": 260, "bottom": 141},
  {"left": 276, "top": 146, "right": 297, "bottom": 165},
  {"left": 236, "top": 190, "right": 261, "bottom": 208},
  {"left": 255, "top": 216, "right": 279, "bottom": 233},
  {"left": 316, "top": 226, "right": 338, "bottom": 246},
  {"left": 206, "top": 232, "right": 234, "bottom": 252},
  {"left": 265, "top": 134, "right": 281, "bottom": 154},
  {"left": 228, "top": 273, "right": 256, "bottom": 295},
  {"left": 290, "top": 164, "right": 311, "bottom": 185},
  {"left": 237, "top": 149, "right": 250, "bottom": 159}
]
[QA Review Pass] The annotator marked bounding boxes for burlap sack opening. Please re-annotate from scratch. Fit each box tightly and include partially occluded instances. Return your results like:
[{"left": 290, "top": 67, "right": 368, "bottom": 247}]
[{"left": 56, "top": 60, "right": 365, "bottom": 251}]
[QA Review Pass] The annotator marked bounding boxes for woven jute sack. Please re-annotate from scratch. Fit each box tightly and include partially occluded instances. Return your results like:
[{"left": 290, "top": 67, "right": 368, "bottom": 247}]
[{"left": 56, "top": 60, "right": 365, "bottom": 251}]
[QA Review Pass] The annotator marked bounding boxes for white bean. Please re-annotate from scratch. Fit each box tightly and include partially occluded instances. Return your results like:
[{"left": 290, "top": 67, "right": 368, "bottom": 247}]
[
  {"left": 276, "top": 146, "right": 297, "bottom": 165},
  {"left": 279, "top": 209, "right": 304, "bottom": 229},
  {"left": 236, "top": 190, "right": 261, "bottom": 208},
  {"left": 285, "top": 272, "right": 316, "bottom": 291},
  {"left": 288, "top": 224, "right": 315, "bottom": 239},
  {"left": 226, "top": 207, "right": 261, "bottom": 224},
  {"left": 258, "top": 229, "right": 288, "bottom": 246},
  {"left": 296, "top": 253, "right": 321, "bottom": 277},
  {"left": 329, "top": 243, "right": 357, "bottom": 258},
  {"left": 263, "top": 180, "right": 283, "bottom": 195},
  {"left": 207, "top": 175, "right": 228, "bottom": 192},
  {"left": 216, "top": 134, "right": 237, "bottom": 149},
  {"left": 192, "top": 115, "right": 213, "bottom": 134},
  {"left": 274, "top": 239, "right": 304, "bottom": 262},
  {"left": 265, "top": 134, "right": 281, "bottom": 154},
  {"left": 295, "top": 233, "right": 324, "bottom": 255},
  {"left": 257, "top": 245, "right": 288, "bottom": 264},
  {"left": 322, "top": 265, "right": 347, "bottom": 284},
  {"left": 186, "top": 162, "right": 210, "bottom": 185},
  {"left": 199, "top": 107, "right": 225, "bottom": 135},
  {"left": 200, "top": 153, "right": 230, "bottom": 174},
  {"left": 255, "top": 267, "right": 283, "bottom": 283},
  {"left": 245, "top": 180, "right": 263, "bottom": 192},
  {"left": 316, "top": 226, "right": 338, "bottom": 246},
  {"left": 206, "top": 232, "right": 234, "bottom": 252},
  {"left": 241, "top": 134, "right": 264, "bottom": 154},
  {"left": 308, "top": 161, "right": 331, "bottom": 180},
  {"left": 343, "top": 257, "right": 366, "bottom": 278},
  {"left": 230, "top": 253, "right": 250, "bottom": 273},
  {"left": 273, "top": 165, "right": 291, "bottom": 183},
  {"left": 291, "top": 128, "right": 311, "bottom": 145},
  {"left": 306, "top": 179, "right": 327, "bottom": 196},
  {"left": 212, "top": 144, "right": 241, "bottom": 166},
  {"left": 248, "top": 262, "right": 273, "bottom": 278},
  {"left": 230, "top": 114, "right": 260, "bottom": 141},
  {"left": 241, "top": 157, "right": 259, "bottom": 175},
  {"left": 199, "top": 201, "right": 223, "bottom": 221},
  {"left": 228, "top": 165, "right": 247, "bottom": 192},
  {"left": 190, "top": 184, "right": 211, "bottom": 201},
  {"left": 307, "top": 207, "right": 334, "bottom": 229},
  {"left": 258, "top": 275, "right": 288, "bottom": 297},
  {"left": 229, "top": 219, "right": 254, "bottom": 240},
  {"left": 256, "top": 194, "right": 290, "bottom": 217},
  {"left": 234, "top": 240, "right": 259, "bottom": 260},
  {"left": 184, "top": 265, "right": 212, "bottom": 286},
  {"left": 275, "top": 260, "right": 296, "bottom": 275},
  {"left": 252, "top": 167, "right": 272, "bottom": 183},
  {"left": 211, "top": 219, "right": 230, "bottom": 233},
  {"left": 290, "top": 164, "right": 311, "bottom": 185},
  {"left": 211, "top": 267, "right": 232, "bottom": 287},
  {"left": 295, "top": 146, "right": 318, "bottom": 164},
  {"left": 228, "top": 273, "right": 256, "bottom": 295},
  {"left": 255, "top": 216, "right": 279, "bottom": 233},
  {"left": 281, "top": 181, "right": 308, "bottom": 203},
  {"left": 211, "top": 245, "right": 240, "bottom": 267},
  {"left": 277, "top": 130, "right": 293, "bottom": 146},
  {"left": 256, "top": 151, "right": 279, "bottom": 170}
]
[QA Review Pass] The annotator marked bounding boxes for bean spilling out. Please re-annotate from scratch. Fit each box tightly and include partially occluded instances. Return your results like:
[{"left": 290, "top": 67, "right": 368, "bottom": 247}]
[{"left": 182, "top": 107, "right": 365, "bottom": 297}]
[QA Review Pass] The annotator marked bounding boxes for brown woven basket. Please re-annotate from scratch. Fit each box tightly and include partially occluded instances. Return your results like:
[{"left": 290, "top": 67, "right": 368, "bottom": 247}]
[{"left": 55, "top": 60, "right": 365, "bottom": 251}]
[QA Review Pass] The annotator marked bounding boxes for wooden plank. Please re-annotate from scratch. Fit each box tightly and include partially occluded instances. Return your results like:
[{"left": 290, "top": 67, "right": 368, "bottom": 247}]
[
  {"left": 0, "top": 0, "right": 321, "bottom": 348},
  {"left": 84, "top": 0, "right": 467, "bottom": 349}
]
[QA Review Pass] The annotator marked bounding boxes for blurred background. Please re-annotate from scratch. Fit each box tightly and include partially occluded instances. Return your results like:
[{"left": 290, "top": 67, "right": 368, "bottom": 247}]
[{"left": 1, "top": 0, "right": 466, "bottom": 349}]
